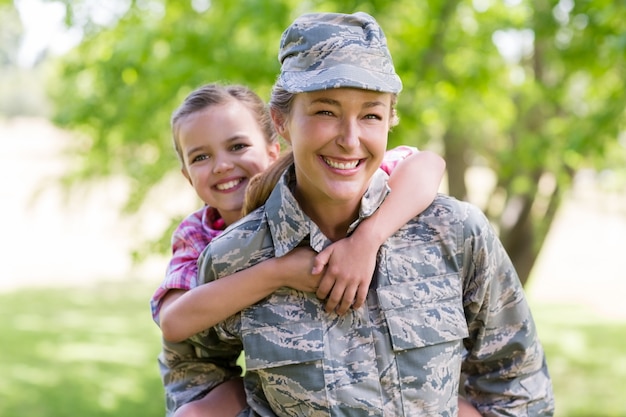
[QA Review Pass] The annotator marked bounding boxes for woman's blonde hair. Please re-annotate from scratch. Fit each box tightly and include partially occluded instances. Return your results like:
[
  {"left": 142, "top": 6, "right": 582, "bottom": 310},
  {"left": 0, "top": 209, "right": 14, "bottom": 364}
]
[{"left": 242, "top": 151, "right": 294, "bottom": 215}]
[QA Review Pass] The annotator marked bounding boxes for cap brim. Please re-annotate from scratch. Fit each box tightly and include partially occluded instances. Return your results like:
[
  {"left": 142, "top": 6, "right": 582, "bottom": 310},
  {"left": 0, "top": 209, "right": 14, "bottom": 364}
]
[{"left": 279, "top": 64, "right": 402, "bottom": 94}]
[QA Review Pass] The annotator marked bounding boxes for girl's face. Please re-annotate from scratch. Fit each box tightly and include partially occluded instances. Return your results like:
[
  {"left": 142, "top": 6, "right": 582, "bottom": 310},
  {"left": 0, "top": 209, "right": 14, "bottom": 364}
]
[
  {"left": 179, "top": 100, "right": 280, "bottom": 226},
  {"left": 279, "top": 88, "right": 391, "bottom": 216}
]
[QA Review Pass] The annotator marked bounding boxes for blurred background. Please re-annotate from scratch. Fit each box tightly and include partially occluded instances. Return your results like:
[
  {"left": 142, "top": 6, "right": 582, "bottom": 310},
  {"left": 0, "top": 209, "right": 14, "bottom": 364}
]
[{"left": 1, "top": 0, "right": 625, "bottom": 416}]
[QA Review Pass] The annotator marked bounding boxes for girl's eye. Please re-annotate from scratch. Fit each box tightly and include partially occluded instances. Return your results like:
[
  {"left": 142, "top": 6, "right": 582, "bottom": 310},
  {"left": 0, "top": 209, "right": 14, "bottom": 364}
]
[
  {"left": 364, "top": 113, "right": 382, "bottom": 120},
  {"left": 316, "top": 110, "right": 334, "bottom": 116},
  {"left": 191, "top": 154, "right": 209, "bottom": 163},
  {"left": 230, "top": 143, "right": 248, "bottom": 152}
]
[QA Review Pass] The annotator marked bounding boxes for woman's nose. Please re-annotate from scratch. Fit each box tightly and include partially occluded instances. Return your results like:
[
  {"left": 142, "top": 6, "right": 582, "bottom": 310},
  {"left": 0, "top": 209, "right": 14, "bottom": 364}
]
[{"left": 336, "top": 119, "right": 360, "bottom": 150}]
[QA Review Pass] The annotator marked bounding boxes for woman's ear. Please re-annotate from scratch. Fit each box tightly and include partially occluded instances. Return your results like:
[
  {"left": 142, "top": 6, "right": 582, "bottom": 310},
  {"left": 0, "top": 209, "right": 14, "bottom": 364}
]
[{"left": 271, "top": 108, "right": 290, "bottom": 142}]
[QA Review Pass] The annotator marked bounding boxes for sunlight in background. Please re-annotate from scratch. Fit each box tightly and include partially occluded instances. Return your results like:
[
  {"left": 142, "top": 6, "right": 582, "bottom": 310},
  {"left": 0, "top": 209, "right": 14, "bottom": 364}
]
[
  {"left": 14, "top": 0, "right": 131, "bottom": 67},
  {"left": 15, "top": 0, "right": 78, "bottom": 67},
  {"left": 0, "top": 118, "right": 195, "bottom": 292}
]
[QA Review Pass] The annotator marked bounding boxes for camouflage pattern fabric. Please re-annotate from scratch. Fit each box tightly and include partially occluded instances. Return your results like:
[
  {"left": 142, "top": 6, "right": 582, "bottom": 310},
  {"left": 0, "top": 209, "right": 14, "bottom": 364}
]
[
  {"left": 158, "top": 329, "right": 243, "bottom": 414},
  {"left": 160, "top": 166, "right": 554, "bottom": 416},
  {"left": 278, "top": 12, "right": 402, "bottom": 94}
]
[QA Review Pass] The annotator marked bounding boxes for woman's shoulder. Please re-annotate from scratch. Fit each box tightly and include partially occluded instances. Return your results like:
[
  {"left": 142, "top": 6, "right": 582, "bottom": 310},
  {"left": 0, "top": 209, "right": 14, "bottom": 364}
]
[
  {"left": 206, "top": 208, "right": 270, "bottom": 252},
  {"left": 198, "top": 208, "right": 274, "bottom": 282},
  {"left": 422, "top": 195, "right": 490, "bottom": 229}
]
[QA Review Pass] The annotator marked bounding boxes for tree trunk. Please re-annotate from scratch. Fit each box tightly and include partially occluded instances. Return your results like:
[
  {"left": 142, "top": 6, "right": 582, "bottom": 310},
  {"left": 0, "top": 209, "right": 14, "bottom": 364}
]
[
  {"left": 443, "top": 129, "right": 469, "bottom": 201},
  {"left": 500, "top": 194, "right": 535, "bottom": 287}
]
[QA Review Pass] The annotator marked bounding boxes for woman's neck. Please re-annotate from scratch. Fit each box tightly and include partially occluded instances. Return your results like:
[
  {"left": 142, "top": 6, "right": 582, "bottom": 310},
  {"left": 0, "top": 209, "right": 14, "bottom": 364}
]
[{"left": 295, "top": 191, "right": 359, "bottom": 242}]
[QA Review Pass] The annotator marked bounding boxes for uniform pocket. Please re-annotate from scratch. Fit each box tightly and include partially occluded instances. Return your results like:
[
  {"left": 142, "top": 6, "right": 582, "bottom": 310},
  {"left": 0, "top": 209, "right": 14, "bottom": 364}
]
[
  {"left": 378, "top": 274, "right": 468, "bottom": 414},
  {"left": 241, "top": 317, "right": 329, "bottom": 415},
  {"left": 241, "top": 320, "right": 324, "bottom": 370},
  {"left": 378, "top": 273, "right": 468, "bottom": 351}
]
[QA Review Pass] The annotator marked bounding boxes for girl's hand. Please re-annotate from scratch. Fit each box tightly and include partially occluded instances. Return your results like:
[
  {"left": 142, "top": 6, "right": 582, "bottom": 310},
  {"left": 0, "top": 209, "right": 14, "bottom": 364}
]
[
  {"left": 278, "top": 247, "right": 322, "bottom": 293},
  {"left": 312, "top": 235, "right": 378, "bottom": 314}
]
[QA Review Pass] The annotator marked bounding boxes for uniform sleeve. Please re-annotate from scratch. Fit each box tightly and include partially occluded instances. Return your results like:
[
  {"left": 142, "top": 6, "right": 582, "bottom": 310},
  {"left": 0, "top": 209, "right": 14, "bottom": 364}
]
[
  {"left": 158, "top": 335, "right": 243, "bottom": 416},
  {"left": 156, "top": 242, "right": 244, "bottom": 416},
  {"left": 379, "top": 145, "right": 418, "bottom": 175},
  {"left": 460, "top": 205, "right": 555, "bottom": 416}
]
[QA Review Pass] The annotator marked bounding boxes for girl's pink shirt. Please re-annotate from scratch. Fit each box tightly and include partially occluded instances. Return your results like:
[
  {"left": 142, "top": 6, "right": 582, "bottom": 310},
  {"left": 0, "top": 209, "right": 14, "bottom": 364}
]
[{"left": 149, "top": 145, "right": 416, "bottom": 323}]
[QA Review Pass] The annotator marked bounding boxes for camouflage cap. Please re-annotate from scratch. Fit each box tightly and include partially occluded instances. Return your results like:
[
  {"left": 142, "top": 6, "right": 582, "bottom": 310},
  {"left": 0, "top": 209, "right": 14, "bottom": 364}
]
[{"left": 278, "top": 12, "right": 402, "bottom": 94}]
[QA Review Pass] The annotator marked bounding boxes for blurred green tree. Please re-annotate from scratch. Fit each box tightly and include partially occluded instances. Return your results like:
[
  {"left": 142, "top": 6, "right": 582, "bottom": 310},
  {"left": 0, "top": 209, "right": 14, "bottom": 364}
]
[{"left": 39, "top": 0, "right": 625, "bottom": 285}]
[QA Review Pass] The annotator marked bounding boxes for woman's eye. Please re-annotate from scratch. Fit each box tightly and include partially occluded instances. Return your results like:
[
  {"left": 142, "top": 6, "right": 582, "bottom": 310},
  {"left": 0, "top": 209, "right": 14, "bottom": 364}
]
[
  {"left": 365, "top": 113, "right": 382, "bottom": 120},
  {"left": 316, "top": 110, "right": 334, "bottom": 116}
]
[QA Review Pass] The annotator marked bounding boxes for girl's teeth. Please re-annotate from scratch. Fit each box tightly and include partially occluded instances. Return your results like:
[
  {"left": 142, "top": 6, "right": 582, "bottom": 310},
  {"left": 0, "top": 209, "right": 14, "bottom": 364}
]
[
  {"left": 324, "top": 158, "right": 358, "bottom": 169},
  {"left": 216, "top": 179, "right": 241, "bottom": 191}
]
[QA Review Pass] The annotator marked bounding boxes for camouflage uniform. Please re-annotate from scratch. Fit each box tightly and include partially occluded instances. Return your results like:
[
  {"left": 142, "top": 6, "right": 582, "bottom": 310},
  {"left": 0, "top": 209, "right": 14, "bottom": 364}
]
[{"left": 159, "top": 166, "right": 554, "bottom": 416}]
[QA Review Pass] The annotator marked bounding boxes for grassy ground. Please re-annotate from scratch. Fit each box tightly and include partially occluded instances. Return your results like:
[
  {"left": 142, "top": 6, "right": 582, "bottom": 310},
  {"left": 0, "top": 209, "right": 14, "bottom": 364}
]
[
  {"left": 532, "top": 303, "right": 626, "bottom": 416},
  {"left": 1, "top": 280, "right": 624, "bottom": 417},
  {"left": 0, "top": 282, "right": 164, "bottom": 417}
]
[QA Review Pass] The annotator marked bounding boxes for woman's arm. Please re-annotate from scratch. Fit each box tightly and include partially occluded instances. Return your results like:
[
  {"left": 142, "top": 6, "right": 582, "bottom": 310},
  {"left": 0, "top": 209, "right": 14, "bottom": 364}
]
[
  {"left": 159, "top": 247, "right": 319, "bottom": 342},
  {"left": 314, "top": 149, "right": 446, "bottom": 314}
]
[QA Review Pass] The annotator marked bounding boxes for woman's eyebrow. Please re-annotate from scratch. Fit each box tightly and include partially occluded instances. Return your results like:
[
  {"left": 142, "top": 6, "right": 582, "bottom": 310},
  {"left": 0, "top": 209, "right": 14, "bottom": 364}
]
[
  {"left": 309, "top": 97, "right": 339, "bottom": 106},
  {"left": 309, "top": 97, "right": 387, "bottom": 109}
]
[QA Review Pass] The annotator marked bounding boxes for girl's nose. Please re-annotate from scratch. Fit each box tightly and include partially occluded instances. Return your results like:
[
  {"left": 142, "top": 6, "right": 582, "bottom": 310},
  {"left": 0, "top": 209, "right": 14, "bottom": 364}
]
[{"left": 212, "top": 154, "right": 234, "bottom": 174}]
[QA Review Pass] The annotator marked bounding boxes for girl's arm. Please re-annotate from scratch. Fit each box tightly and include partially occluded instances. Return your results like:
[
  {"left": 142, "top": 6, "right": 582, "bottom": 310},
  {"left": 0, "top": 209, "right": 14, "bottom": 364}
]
[
  {"left": 159, "top": 247, "right": 319, "bottom": 342},
  {"left": 313, "top": 149, "right": 446, "bottom": 314},
  {"left": 161, "top": 149, "right": 445, "bottom": 340}
]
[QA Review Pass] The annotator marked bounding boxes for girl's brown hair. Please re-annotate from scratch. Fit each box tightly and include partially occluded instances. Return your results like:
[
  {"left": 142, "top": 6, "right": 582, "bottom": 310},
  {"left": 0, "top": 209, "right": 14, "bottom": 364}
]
[{"left": 170, "top": 83, "right": 277, "bottom": 168}]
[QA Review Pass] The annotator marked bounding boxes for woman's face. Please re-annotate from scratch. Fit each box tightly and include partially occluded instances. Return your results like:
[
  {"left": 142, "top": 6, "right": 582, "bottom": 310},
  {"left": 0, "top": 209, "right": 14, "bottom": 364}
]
[
  {"left": 179, "top": 100, "right": 280, "bottom": 226},
  {"left": 280, "top": 88, "right": 391, "bottom": 214}
]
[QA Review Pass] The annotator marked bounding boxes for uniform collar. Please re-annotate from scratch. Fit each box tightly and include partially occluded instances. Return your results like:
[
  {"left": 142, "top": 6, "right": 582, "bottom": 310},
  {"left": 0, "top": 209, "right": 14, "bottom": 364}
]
[{"left": 266, "top": 164, "right": 390, "bottom": 255}]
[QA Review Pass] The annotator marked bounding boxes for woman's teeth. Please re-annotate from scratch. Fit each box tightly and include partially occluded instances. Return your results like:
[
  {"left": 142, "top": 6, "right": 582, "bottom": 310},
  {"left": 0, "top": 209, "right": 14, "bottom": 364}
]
[{"left": 324, "top": 158, "right": 359, "bottom": 170}]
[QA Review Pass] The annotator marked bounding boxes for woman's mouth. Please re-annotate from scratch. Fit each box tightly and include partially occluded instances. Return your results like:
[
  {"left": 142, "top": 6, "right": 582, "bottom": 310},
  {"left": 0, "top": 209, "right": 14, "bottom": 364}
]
[{"left": 323, "top": 157, "right": 361, "bottom": 170}]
